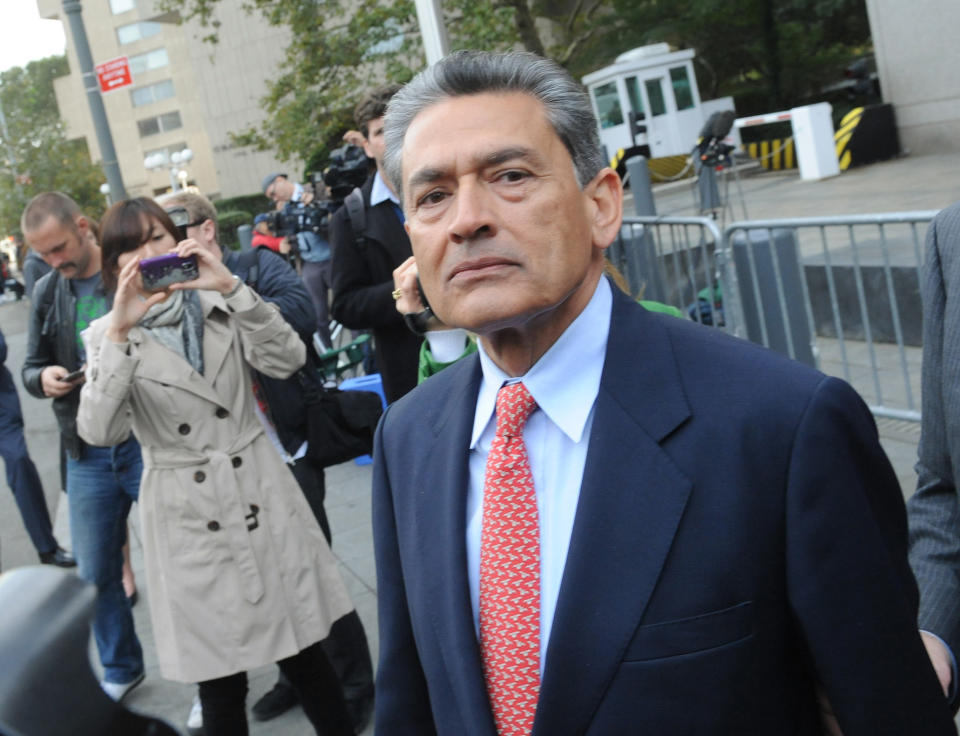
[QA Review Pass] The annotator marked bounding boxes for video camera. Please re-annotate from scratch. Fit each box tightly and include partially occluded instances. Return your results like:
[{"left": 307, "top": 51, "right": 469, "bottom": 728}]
[
  {"left": 696, "top": 110, "right": 736, "bottom": 169},
  {"left": 266, "top": 144, "right": 370, "bottom": 239}
]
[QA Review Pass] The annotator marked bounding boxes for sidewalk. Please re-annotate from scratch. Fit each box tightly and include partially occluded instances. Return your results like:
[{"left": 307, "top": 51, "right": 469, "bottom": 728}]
[{"left": 3, "top": 150, "right": 960, "bottom": 733}]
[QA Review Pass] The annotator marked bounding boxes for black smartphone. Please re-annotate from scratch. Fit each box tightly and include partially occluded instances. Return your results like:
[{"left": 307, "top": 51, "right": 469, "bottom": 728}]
[
  {"left": 139, "top": 253, "right": 199, "bottom": 292},
  {"left": 416, "top": 276, "right": 432, "bottom": 312},
  {"left": 60, "top": 368, "right": 84, "bottom": 382}
]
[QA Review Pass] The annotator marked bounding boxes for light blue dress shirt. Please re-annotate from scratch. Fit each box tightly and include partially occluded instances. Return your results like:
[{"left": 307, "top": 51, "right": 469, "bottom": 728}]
[{"left": 466, "top": 276, "right": 612, "bottom": 671}]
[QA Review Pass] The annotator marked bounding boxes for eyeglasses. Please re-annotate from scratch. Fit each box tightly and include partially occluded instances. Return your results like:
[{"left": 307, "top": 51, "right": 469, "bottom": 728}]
[{"left": 164, "top": 207, "right": 207, "bottom": 240}]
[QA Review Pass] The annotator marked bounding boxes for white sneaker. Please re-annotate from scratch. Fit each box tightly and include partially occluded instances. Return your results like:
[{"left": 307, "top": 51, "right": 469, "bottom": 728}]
[
  {"left": 186, "top": 693, "right": 204, "bottom": 736},
  {"left": 100, "top": 672, "right": 145, "bottom": 702}
]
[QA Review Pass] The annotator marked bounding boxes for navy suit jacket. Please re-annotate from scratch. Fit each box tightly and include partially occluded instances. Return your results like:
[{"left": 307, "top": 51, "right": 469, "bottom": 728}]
[{"left": 372, "top": 285, "right": 955, "bottom": 735}]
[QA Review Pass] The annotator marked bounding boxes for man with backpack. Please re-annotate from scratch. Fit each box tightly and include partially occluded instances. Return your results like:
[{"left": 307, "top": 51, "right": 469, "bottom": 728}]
[
  {"left": 161, "top": 191, "right": 374, "bottom": 735},
  {"left": 329, "top": 84, "right": 422, "bottom": 403}
]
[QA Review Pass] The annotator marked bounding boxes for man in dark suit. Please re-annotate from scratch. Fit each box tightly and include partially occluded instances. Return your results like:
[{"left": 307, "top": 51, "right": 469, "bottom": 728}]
[
  {"left": 908, "top": 200, "right": 960, "bottom": 704},
  {"left": 329, "top": 84, "right": 422, "bottom": 403},
  {"left": 0, "top": 326, "right": 75, "bottom": 568},
  {"left": 370, "top": 50, "right": 956, "bottom": 735}
]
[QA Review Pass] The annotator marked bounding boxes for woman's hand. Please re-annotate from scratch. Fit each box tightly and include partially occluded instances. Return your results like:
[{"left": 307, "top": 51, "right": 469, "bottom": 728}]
[
  {"left": 106, "top": 256, "right": 167, "bottom": 343},
  {"left": 168, "top": 238, "right": 236, "bottom": 295}
]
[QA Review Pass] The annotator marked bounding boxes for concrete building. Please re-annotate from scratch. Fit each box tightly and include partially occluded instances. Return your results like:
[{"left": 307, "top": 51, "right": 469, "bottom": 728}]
[
  {"left": 866, "top": 0, "right": 960, "bottom": 155},
  {"left": 37, "top": 0, "right": 300, "bottom": 200}
]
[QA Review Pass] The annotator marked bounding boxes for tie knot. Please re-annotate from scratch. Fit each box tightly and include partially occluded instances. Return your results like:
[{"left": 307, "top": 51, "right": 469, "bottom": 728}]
[{"left": 494, "top": 382, "right": 537, "bottom": 439}]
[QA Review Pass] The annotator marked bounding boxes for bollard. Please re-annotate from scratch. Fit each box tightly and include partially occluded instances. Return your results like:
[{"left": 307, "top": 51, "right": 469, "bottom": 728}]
[
  {"left": 626, "top": 156, "right": 656, "bottom": 216},
  {"left": 237, "top": 224, "right": 253, "bottom": 251}
]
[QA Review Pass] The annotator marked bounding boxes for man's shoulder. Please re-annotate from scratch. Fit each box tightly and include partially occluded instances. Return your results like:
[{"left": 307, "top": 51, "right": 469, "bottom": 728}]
[
  {"left": 381, "top": 351, "right": 479, "bottom": 432},
  {"left": 32, "top": 269, "right": 61, "bottom": 308}
]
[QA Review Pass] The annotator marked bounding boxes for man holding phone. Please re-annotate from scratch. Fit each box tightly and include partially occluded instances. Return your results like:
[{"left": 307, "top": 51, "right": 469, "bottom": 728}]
[{"left": 20, "top": 192, "right": 145, "bottom": 703}]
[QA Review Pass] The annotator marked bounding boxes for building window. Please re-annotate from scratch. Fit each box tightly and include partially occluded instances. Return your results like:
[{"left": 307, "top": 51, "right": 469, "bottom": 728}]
[
  {"left": 670, "top": 67, "right": 695, "bottom": 111},
  {"left": 131, "top": 79, "right": 175, "bottom": 107},
  {"left": 137, "top": 110, "right": 182, "bottom": 138},
  {"left": 129, "top": 48, "right": 169, "bottom": 76},
  {"left": 144, "top": 142, "right": 188, "bottom": 166},
  {"left": 109, "top": 0, "right": 136, "bottom": 13},
  {"left": 592, "top": 82, "right": 623, "bottom": 130},
  {"left": 117, "top": 21, "right": 162, "bottom": 45}
]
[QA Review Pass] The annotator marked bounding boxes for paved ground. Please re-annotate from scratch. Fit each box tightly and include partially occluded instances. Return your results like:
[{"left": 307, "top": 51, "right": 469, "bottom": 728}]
[{"left": 2, "top": 150, "right": 960, "bottom": 733}]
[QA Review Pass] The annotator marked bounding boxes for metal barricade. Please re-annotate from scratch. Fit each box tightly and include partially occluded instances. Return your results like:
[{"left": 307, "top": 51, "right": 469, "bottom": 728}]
[
  {"left": 612, "top": 211, "right": 936, "bottom": 422},
  {"left": 612, "top": 216, "right": 723, "bottom": 326},
  {"left": 721, "top": 212, "right": 938, "bottom": 422}
]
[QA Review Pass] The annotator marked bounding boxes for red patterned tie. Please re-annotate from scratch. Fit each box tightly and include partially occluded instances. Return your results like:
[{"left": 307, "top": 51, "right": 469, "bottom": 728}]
[{"left": 480, "top": 382, "right": 540, "bottom": 736}]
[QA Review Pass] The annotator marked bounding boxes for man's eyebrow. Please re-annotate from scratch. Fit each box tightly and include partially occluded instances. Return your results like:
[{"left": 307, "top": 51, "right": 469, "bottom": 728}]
[{"left": 406, "top": 146, "right": 543, "bottom": 194}]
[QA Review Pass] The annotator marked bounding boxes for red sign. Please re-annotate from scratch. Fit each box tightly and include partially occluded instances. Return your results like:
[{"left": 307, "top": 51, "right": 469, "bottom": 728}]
[{"left": 95, "top": 56, "right": 132, "bottom": 93}]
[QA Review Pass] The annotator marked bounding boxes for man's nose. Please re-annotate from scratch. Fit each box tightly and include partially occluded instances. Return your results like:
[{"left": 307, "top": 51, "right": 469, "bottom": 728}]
[{"left": 448, "top": 181, "right": 495, "bottom": 243}]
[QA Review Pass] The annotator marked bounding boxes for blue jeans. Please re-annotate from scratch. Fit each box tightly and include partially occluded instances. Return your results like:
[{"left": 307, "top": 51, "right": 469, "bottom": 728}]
[{"left": 67, "top": 436, "right": 144, "bottom": 684}]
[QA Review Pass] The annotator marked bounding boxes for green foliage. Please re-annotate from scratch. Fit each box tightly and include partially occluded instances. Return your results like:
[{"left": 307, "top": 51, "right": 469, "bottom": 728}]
[
  {"left": 0, "top": 56, "right": 107, "bottom": 235},
  {"left": 156, "top": 0, "right": 873, "bottom": 163},
  {"left": 214, "top": 193, "right": 272, "bottom": 217},
  {"left": 217, "top": 209, "right": 252, "bottom": 249},
  {"left": 611, "top": 0, "right": 873, "bottom": 116}
]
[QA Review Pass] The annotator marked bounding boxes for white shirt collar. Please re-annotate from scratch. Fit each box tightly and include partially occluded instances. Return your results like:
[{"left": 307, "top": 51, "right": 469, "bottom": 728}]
[
  {"left": 370, "top": 170, "right": 400, "bottom": 207},
  {"left": 471, "top": 276, "right": 612, "bottom": 448},
  {"left": 291, "top": 182, "right": 304, "bottom": 203}
]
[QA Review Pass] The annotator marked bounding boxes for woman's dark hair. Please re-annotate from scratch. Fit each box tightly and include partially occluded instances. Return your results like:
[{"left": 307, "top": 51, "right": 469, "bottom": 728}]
[{"left": 100, "top": 197, "right": 180, "bottom": 292}]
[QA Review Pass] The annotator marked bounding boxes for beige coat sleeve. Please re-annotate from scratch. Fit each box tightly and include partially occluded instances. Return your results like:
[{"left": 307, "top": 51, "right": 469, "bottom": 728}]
[
  {"left": 224, "top": 282, "right": 306, "bottom": 379},
  {"left": 76, "top": 320, "right": 139, "bottom": 447}
]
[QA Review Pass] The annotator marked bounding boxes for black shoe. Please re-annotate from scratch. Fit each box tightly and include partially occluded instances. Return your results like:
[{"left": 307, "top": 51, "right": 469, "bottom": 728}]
[
  {"left": 39, "top": 546, "right": 77, "bottom": 568},
  {"left": 347, "top": 695, "right": 374, "bottom": 734},
  {"left": 251, "top": 680, "right": 298, "bottom": 722}
]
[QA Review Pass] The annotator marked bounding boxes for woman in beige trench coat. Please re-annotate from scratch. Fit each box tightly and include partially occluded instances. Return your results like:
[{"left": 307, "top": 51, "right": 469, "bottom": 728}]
[{"left": 77, "top": 197, "right": 354, "bottom": 736}]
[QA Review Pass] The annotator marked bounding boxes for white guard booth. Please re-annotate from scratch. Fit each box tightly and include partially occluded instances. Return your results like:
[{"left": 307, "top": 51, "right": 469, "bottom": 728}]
[{"left": 582, "top": 44, "right": 739, "bottom": 161}]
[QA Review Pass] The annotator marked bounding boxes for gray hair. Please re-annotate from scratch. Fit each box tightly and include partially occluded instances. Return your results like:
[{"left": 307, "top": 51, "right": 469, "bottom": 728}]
[{"left": 383, "top": 50, "right": 605, "bottom": 200}]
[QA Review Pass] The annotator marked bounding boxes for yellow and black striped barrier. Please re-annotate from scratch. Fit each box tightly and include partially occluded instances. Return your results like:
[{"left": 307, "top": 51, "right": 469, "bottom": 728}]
[
  {"left": 741, "top": 138, "right": 796, "bottom": 170},
  {"left": 610, "top": 148, "right": 694, "bottom": 182},
  {"left": 834, "top": 104, "right": 900, "bottom": 170},
  {"left": 835, "top": 107, "right": 864, "bottom": 170}
]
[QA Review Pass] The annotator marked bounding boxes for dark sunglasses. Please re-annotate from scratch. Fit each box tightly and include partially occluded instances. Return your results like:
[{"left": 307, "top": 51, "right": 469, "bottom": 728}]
[{"left": 164, "top": 206, "right": 207, "bottom": 241}]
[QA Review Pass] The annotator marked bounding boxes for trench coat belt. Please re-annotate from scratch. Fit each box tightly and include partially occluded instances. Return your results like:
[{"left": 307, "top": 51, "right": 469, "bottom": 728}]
[
  {"left": 140, "top": 424, "right": 264, "bottom": 469},
  {"left": 142, "top": 424, "right": 267, "bottom": 604}
]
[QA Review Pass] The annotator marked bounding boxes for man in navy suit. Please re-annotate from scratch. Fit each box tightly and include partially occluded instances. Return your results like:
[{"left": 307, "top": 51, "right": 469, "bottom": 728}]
[{"left": 371, "top": 50, "right": 955, "bottom": 734}]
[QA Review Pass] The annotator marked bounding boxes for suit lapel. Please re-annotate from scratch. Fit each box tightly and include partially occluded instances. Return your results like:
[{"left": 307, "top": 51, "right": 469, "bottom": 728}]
[
  {"left": 534, "top": 291, "right": 693, "bottom": 735},
  {"left": 413, "top": 358, "right": 499, "bottom": 735}
]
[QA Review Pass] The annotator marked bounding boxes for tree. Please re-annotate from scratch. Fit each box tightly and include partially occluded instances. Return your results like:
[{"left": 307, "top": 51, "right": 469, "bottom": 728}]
[
  {"left": 0, "top": 56, "right": 106, "bottom": 235},
  {"left": 158, "top": 0, "right": 622, "bottom": 169}
]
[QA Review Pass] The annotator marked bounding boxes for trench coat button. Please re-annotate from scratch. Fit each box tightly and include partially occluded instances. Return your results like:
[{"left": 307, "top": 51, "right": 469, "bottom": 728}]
[
  {"left": 207, "top": 520, "right": 220, "bottom": 531},
  {"left": 178, "top": 423, "right": 190, "bottom": 435},
  {"left": 231, "top": 456, "right": 242, "bottom": 468},
  {"left": 194, "top": 470, "right": 206, "bottom": 483},
  {"left": 215, "top": 407, "right": 229, "bottom": 419}
]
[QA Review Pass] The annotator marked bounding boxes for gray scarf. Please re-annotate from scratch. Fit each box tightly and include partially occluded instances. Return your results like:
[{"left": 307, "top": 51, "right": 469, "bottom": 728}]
[{"left": 138, "top": 290, "right": 205, "bottom": 375}]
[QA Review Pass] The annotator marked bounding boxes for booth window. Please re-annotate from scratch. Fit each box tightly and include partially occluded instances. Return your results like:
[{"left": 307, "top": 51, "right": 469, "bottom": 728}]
[
  {"left": 670, "top": 67, "right": 695, "bottom": 110},
  {"left": 625, "top": 77, "right": 644, "bottom": 117},
  {"left": 645, "top": 79, "right": 667, "bottom": 117},
  {"left": 592, "top": 82, "right": 623, "bottom": 129}
]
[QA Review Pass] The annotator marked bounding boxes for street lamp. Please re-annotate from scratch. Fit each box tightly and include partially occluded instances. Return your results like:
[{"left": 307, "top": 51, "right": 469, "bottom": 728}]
[
  {"left": 144, "top": 148, "right": 194, "bottom": 192},
  {"left": 99, "top": 182, "right": 111, "bottom": 206}
]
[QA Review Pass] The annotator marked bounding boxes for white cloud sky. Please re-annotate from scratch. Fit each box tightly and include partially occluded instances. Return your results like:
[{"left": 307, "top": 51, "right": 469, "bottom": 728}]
[{"left": 1, "top": 1, "right": 67, "bottom": 74}]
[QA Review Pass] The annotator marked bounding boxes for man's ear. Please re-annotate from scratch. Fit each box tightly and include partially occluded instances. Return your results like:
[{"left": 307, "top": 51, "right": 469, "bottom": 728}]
[
  {"left": 74, "top": 215, "right": 92, "bottom": 242},
  {"left": 586, "top": 167, "right": 624, "bottom": 253},
  {"left": 200, "top": 218, "right": 217, "bottom": 244}
]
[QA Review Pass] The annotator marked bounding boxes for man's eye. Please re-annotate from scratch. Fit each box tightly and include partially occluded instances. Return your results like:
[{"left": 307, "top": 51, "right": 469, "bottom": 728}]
[
  {"left": 499, "top": 170, "right": 530, "bottom": 183},
  {"left": 418, "top": 191, "right": 446, "bottom": 207}
]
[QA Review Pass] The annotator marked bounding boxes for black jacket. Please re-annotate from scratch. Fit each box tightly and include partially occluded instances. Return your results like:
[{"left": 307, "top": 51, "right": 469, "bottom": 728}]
[
  {"left": 329, "top": 175, "right": 420, "bottom": 403},
  {"left": 22, "top": 270, "right": 103, "bottom": 458},
  {"left": 226, "top": 246, "right": 318, "bottom": 456}
]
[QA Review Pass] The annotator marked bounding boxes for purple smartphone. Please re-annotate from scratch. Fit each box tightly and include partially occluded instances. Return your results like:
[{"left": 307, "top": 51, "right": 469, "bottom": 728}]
[{"left": 138, "top": 253, "right": 199, "bottom": 292}]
